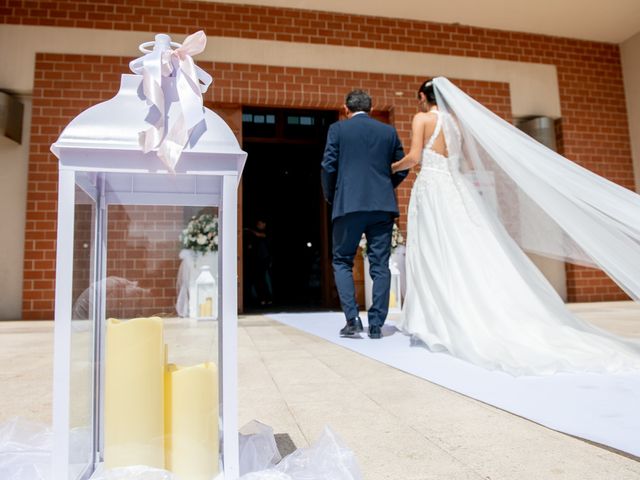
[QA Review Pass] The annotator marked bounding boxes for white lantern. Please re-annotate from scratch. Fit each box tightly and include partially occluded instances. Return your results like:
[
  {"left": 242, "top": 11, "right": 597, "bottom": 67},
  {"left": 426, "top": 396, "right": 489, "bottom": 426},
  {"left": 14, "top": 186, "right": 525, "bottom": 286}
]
[
  {"left": 196, "top": 265, "right": 217, "bottom": 320},
  {"left": 50, "top": 34, "right": 246, "bottom": 479},
  {"left": 388, "top": 257, "right": 403, "bottom": 313},
  {"left": 364, "top": 250, "right": 404, "bottom": 314}
]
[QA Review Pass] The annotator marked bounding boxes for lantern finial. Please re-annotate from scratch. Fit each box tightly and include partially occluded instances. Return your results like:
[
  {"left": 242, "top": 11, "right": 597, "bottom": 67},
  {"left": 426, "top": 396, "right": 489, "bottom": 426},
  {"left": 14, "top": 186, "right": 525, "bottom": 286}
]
[{"left": 135, "top": 33, "right": 180, "bottom": 56}]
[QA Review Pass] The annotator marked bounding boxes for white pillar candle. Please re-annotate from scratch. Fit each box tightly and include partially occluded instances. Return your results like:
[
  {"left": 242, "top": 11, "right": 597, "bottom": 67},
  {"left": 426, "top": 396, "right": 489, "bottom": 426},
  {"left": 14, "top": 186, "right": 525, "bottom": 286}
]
[
  {"left": 104, "top": 317, "right": 165, "bottom": 469},
  {"left": 165, "top": 362, "right": 219, "bottom": 479}
]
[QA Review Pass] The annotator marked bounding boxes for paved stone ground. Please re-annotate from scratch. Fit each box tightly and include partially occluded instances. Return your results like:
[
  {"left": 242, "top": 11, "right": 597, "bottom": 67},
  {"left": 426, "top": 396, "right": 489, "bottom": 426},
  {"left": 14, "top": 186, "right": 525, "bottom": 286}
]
[{"left": 1, "top": 301, "right": 639, "bottom": 479}]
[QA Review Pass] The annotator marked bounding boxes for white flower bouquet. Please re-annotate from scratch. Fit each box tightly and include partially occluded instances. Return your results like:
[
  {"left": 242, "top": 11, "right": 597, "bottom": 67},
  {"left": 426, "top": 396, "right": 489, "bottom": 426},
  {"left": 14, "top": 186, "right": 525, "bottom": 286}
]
[
  {"left": 180, "top": 213, "right": 219, "bottom": 253},
  {"left": 359, "top": 223, "right": 405, "bottom": 258}
]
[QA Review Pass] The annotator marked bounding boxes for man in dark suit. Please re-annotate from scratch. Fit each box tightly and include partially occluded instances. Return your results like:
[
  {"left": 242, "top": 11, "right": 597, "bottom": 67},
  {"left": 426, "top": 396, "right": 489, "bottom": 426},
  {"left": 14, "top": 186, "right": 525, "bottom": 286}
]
[{"left": 321, "top": 90, "right": 408, "bottom": 339}]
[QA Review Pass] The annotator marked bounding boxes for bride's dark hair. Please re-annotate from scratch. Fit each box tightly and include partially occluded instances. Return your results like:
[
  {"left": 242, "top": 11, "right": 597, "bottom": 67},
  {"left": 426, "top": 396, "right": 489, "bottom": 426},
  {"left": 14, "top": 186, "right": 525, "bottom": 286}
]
[{"left": 418, "top": 79, "right": 437, "bottom": 105}]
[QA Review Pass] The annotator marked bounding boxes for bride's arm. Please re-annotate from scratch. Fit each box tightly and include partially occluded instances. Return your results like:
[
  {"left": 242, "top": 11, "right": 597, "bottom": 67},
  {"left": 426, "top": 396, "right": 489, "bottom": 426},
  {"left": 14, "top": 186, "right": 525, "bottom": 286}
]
[{"left": 391, "top": 113, "right": 433, "bottom": 173}]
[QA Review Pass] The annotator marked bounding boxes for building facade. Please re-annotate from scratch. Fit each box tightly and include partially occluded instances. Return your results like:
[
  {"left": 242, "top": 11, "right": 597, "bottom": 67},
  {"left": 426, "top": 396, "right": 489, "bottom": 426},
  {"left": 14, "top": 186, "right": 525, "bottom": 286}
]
[{"left": 1, "top": 1, "right": 639, "bottom": 319}]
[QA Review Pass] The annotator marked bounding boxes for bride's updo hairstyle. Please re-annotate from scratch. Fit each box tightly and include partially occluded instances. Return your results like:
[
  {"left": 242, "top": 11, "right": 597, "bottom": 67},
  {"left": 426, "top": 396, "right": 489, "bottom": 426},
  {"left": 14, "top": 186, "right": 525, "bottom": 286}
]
[{"left": 418, "top": 79, "right": 437, "bottom": 105}]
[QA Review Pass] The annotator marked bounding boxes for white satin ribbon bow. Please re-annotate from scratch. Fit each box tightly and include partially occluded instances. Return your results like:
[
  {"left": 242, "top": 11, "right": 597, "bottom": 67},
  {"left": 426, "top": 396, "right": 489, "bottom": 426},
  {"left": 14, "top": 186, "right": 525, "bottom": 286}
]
[{"left": 130, "top": 31, "right": 213, "bottom": 172}]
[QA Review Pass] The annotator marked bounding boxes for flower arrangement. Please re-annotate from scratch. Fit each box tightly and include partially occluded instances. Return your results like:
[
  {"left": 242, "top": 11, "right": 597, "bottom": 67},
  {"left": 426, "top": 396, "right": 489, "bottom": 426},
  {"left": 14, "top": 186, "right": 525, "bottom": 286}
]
[
  {"left": 180, "top": 213, "right": 219, "bottom": 253},
  {"left": 359, "top": 223, "right": 405, "bottom": 258}
]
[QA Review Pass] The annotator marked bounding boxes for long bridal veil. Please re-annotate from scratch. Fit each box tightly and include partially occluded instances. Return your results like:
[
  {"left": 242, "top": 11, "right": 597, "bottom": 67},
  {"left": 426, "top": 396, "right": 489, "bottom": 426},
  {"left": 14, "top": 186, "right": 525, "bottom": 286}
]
[{"left": 433, "top": 77, "right": 640, "bottom": 304}]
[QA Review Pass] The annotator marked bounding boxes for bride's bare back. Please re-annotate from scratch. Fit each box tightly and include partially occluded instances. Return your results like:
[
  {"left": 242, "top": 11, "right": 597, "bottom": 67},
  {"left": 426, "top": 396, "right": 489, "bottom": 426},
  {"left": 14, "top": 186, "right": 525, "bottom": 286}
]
[
  {"left": 390, "top": 106, "right": 453, "bottom": 173},
  {"left": 419, "top": 110, "right": 448, "bottom": 157}
]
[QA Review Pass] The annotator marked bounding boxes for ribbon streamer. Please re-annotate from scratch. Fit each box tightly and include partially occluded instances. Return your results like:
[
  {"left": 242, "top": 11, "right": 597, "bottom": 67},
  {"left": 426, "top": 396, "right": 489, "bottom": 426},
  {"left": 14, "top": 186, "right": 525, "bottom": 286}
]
[{"left": 130, "top": 31, "right": 213, "bottom": 172}]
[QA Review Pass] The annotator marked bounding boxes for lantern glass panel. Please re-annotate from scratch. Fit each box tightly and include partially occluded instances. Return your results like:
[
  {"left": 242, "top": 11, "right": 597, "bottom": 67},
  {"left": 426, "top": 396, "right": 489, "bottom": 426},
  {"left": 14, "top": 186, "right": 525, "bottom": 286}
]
[
  {"left": 97, "top": 173, "right": 221, "bottom": 478},
  {"left": 70, "top": 171, "right": 224, "bottom": 477},
  {"left": 69, "top": 183, "right": 98, "bottom": 477}
]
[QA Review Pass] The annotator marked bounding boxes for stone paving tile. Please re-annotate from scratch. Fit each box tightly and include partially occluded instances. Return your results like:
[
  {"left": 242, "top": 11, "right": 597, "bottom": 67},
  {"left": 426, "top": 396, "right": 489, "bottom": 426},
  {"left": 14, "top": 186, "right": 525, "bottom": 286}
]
[{"left": 0, "top": 302, "right": 638, "bottom": 479}]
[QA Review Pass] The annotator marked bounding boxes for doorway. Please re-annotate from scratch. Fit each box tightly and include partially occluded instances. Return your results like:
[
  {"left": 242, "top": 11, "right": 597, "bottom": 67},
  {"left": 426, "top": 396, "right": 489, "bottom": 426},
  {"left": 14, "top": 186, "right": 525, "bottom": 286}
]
[{"left": 242, "top": 108, "right": 339, "bottom": 311}]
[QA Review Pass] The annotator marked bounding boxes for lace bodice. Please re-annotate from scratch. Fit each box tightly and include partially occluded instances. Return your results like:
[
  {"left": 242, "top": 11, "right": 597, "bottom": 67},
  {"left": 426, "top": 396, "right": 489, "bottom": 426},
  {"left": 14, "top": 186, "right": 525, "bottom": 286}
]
[
  {"left": 412, "top": 110, "right": 468, "bottom": 221},
  {"left": 419, "top": 110, "right": 461, "bottom": 174},
  {"left": 422, "top": 149, "right": 460, "bottom": 173}
]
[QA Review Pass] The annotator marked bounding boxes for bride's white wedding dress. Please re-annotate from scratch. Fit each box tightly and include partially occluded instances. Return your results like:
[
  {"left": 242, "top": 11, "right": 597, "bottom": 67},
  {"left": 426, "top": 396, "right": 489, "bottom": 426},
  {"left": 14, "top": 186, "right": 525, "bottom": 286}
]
[{"left": 396, "top": 109, "right": 640, "bottom": 376}]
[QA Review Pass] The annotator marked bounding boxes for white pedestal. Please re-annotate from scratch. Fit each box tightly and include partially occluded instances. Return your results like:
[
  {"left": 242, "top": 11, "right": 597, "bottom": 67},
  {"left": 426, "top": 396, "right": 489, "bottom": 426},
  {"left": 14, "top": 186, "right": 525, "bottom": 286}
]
[
  {"left": 363, "top": 246, "right": 405, "bottom": 313},
  {"left": 176, "top": 250, "right": 218, "bottom": 319}
]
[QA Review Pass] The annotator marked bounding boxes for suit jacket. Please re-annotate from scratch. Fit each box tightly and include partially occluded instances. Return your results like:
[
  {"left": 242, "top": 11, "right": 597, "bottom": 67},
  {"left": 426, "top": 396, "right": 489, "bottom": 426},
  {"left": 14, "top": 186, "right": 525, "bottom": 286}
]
[{"left": 321, "top": 113, "right": 407, "bottom": 220}]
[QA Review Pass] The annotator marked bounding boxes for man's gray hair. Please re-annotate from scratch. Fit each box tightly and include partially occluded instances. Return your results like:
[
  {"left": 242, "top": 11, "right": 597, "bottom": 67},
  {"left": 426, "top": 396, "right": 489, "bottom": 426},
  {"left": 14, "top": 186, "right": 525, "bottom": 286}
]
[{"left": 345, "top": 89, "right": 372, "bottom": 113}]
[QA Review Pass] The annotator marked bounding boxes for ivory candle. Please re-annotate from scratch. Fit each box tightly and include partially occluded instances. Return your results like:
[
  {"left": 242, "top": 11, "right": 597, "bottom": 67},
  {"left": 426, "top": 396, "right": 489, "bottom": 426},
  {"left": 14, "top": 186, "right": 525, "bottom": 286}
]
[
  {"left": 165, "top": 362, "right": 219, "bottom": 479},
  {"left": 104, "top": 317, "right": 165, "bottom": 469}
]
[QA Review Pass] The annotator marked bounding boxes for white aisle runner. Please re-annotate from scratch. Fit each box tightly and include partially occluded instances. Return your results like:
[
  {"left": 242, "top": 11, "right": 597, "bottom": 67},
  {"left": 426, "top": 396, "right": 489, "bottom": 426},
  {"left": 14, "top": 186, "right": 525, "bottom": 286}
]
[{"left": 267, "top": 312, "right": 640, "bottom": 457}]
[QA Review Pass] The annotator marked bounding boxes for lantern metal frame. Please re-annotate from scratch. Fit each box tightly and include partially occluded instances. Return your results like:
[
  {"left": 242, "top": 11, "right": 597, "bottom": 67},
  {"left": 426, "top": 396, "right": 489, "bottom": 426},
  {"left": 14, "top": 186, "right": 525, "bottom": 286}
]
[{"left": 51, "top": 69, "right": 246, "bottom": 479}]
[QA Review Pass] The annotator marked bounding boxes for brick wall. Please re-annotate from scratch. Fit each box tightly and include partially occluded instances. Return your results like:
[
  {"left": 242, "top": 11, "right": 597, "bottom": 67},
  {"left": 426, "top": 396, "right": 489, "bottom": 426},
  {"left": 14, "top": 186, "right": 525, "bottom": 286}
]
[
  {"left": 10, "top": 1, "right": 636, "bottom": 315},
  {"left": 3, "top": 3, "right": 633, "bottom": 187}
]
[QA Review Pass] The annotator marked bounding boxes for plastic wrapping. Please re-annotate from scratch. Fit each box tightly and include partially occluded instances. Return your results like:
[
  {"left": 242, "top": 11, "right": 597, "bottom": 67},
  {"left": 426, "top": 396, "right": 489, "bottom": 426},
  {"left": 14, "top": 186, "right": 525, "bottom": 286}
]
[
  {"left": 241, "top": 471, "right": 291, "bottom": 480},
  {"left": 0, "top": 419, "right": 95, "bottom": 480},
  {"left": 89, "top": 466, "right": 176, "bottom": 480},
  {"left": 240, "top": 426, "right": 362, "bottom": 480},
  {"left": 0, "top": 418, "right": 52, "bottom": 480},
  {"left": 0, "top": 418, "right": 361, "bottom": 480},
  {"left": 239, "top": 421, "right": 282, "bottom": 475},
  {"left": 0, "top": 418, "right": 175, "bottom": 480}
]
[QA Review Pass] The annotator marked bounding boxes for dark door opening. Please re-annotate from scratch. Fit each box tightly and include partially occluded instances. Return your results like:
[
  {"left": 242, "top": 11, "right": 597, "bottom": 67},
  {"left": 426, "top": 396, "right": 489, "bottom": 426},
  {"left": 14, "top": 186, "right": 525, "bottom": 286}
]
[{"left": 242, "top": 108, "right": 339, "bottom": 311}]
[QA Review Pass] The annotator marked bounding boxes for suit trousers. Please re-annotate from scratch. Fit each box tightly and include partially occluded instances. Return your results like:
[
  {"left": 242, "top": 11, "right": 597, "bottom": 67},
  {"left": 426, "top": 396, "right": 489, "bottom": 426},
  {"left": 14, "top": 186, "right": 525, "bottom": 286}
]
[{"left": 332, "top": 211, "right": 395, "bottom": 327}]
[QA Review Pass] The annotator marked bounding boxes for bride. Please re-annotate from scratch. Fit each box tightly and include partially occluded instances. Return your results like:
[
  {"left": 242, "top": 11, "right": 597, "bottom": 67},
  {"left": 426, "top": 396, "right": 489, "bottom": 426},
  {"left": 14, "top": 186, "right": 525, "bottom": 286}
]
[{"left": 391, "top": 78, "right": 640, "bottom": 376}]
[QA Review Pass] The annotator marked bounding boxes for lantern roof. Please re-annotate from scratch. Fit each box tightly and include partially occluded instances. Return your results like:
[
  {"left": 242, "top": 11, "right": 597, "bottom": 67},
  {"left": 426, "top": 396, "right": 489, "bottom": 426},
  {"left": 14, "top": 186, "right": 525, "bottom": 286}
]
[{"left": 51, "top": 34, "right": 246, "bottom": 176}]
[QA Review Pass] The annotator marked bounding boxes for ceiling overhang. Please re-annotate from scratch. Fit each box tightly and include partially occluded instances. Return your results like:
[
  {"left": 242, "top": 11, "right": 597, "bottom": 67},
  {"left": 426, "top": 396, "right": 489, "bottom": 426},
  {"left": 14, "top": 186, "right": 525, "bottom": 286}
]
[{"left": 203, "top": 0, "right": 640, "bottom": 44}]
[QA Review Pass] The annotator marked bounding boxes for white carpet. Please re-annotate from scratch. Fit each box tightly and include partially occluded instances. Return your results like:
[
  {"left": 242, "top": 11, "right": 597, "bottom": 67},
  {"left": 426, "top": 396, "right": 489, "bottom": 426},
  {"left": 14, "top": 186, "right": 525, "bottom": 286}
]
[{"left": 266, "top": 312, "right": 640, "bottom": 458}]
